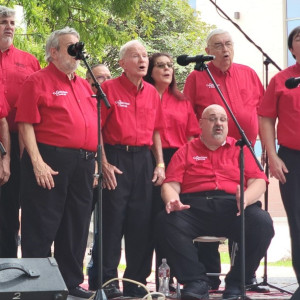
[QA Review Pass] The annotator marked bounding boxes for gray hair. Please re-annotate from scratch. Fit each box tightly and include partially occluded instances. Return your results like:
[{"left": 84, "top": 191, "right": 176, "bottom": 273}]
[
  {"left": 0, "top": 6, "right": 15, "bottom": 18},
  {"left": 86, "top": 63, "right": 109, "bottom": 78},
  {"left": 206, "top": 29, "right": 231, "bottom": 46},
  {"left": 45, "top": 27, "right": 80, "bottom": 63},
  {"left": 119, "top": 40, "right": 144, "bottom": 60}
]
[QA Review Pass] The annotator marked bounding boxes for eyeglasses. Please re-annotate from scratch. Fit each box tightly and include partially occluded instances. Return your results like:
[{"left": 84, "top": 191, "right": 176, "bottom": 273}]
[
  {"left": 209, "top": 41, "right": 233, "bottom": 51},
  {"left": 96, "top": 75, "right": 111, "bottom": 83},
  {"left": 154, "top": 62, "right": 174, "bottom": 69},
  {"left": 202, "top": 117, "right": 228, "bottom": 123}
]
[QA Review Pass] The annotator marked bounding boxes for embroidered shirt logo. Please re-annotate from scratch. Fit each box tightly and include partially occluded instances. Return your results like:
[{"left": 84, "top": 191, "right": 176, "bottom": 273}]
[
  {"left": 53, "top": 90, "right": 68, "bottom": 96},
  {"left": 193, "top": 156, "right": 207, "bottom": 161},
  {"left": 115, "top": 100, "right": 130, "bottom": 108},
  {"left": 206, "top": 83, "right": 220, "bottom": 89}
]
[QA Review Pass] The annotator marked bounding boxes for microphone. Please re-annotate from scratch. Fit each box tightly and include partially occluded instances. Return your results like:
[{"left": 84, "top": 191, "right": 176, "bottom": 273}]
[
  {"left": 285, "top": 77, "right": 300, "bottom": 89},
  {"left": 67, "top": 42, "right": 85, "bottom": 57},
  {"left": 177, "top": 54, "right": 215, "bottom": 66}
]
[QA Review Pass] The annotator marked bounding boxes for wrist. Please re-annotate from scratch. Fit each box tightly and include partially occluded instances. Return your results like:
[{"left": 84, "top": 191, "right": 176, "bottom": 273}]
[{"left": 157, "top": 163, "right": 165, "bottom": 168}]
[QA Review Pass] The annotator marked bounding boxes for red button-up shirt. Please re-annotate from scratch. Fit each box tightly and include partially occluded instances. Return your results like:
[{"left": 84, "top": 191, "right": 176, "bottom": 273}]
[
  {"left": 183, "top": 62, "right": 264, "bottom": 145},
  {"left": 15, "top": 63, "right": 97, "bottom": 151},
  {"left": 165, "top": 136, "right": 267, "bottom": 194},
  {"left": 160, "top": 88, "right": 200, "bottom": 148},
  {"left": 101, "top": 73, "right": 164, "bottom": 146},
  {"left": 258, "top": 63, "right": 300, "bottom": 150},
  {"left": 0, "top": 45, "right": 41, "bottom": 132}
]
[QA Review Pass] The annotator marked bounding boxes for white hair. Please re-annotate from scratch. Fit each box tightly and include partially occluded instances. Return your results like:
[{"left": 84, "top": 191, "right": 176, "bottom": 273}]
[
  {"left": 119, "top": 40, "right": 144, "bottom": 60},
  {"left": 0, "top": 6, "right": 15, "bottom": 18},
  {"left": 206, "top": 29, "right": 231, "bottom": 46}
]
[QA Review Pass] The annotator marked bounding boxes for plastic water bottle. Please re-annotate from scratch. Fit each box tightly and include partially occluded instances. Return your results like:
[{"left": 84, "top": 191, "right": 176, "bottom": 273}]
[{"left": 158, "top": 258, "right": 170, "bottom": 296}]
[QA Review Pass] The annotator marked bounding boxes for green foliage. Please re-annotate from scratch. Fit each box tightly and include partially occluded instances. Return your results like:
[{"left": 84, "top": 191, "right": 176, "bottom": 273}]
[{"left": 1, "top": 0, "right": 214, "bottom": 85}]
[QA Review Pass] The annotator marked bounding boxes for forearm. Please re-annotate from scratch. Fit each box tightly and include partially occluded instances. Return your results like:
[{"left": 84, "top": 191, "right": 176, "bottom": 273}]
[
  {"left": 151, "top": 130, "right": 164, "bottom": 166},
  {"left": 18, "top": 122, "right": 42, "bottom": 163},
  {"left": 0, "top": 117, "right": 10, "bottom": 161},
  {"left": 259, "top": 116, "right": 277, "bottom": 158},
  {"left": 161, "top": 182, "right": 181, "bottom": 205},
  {"left": 245, "top": 178, "right": 266, "bottom": 206}
]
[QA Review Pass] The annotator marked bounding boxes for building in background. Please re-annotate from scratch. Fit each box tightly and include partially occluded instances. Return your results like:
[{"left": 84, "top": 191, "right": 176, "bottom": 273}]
[{"left": 189, "top": 0, "right": 300, "bottom": 85}]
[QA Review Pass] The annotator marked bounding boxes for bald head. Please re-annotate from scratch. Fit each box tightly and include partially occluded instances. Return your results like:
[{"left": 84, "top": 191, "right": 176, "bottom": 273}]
[{"left": 200, "top": 105, "right": 228, "bottom": 150}]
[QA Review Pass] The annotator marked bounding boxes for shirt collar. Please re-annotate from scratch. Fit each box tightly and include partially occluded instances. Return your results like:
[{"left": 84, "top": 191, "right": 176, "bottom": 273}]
[
  {"left": 120, "top": 72, "right": 145, "bottom": 93},
  {"left": 208, "top": 61, "right": 233, "bottom": 77},
  {"left": 48, "top": 62, "right": 78, "bottom": 82}
]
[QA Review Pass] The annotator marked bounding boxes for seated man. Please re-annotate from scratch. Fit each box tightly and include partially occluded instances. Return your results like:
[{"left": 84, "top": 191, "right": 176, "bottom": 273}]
[{"left": 156, "top": 104, "right": 274, "bottom": 300}]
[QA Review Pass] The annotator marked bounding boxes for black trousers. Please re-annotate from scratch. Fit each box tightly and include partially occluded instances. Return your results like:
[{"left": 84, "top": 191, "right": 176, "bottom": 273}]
[
  {"left": 279, "top": 146, "right": 300, "bottom": 283},
  {"left": 21, "top": 144, "right": 94, "bottom": 289},
  {"left": 102, "top": 145, "right": 153, "bottom": 286},
  {"left": 0, "top": 133, "right": 21, "bottom": 258},
  {"left": 156, "top": 192, "right": 274, "bottom": 285}
]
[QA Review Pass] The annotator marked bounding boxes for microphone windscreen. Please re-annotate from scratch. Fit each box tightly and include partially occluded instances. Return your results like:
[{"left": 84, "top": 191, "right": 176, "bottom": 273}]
[
  {"left": 285, "top": 77, "right": 299, "bottom": 89},
  {"left": 67, "top": 44, "right": 77, "bottom": 56},
  {"left": 177, "top": 55, "right": 189, "bottom": 66}
]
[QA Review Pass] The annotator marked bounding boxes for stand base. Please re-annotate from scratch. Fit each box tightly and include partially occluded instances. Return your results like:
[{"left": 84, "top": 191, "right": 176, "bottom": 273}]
[
  {"left": 248, "top": 281, "right": 293, "bottom": 295},
  {"left": 94, "top": 289, "right": 108, "bottom": 300}
]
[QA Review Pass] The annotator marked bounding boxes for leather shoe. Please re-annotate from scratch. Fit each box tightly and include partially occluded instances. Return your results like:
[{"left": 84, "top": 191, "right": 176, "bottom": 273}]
[
  {"left": 103, "top": 283, "right": 123, "bottom": 299},
  {"left": 181, "top": 280, "right": 209, "bottom": 300},
  {"left": 222, "top": 283, "right": 241, "bottom": 299},
  {"left": 123, "top": 284, "right": 148, "bottom": 297},
  {"left": 246, "top": 277, "right": 270, "bottom": 293}
]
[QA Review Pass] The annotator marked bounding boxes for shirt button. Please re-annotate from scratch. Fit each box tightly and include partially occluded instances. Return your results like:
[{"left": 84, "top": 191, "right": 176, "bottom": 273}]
[{"left": 77, "top": 99, "right": 80, "bottom": 103}]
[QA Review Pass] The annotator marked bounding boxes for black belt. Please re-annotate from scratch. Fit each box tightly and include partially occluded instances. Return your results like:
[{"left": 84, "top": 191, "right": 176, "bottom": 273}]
[
  {"left": 38, "top": 143, "right": 95, "bottom": 160},
  {"left": 105, "top": 144, "right": 148, "bottom": 153},
  {"left": 181, "top": 190, "right": 236, "bottom": 200}
]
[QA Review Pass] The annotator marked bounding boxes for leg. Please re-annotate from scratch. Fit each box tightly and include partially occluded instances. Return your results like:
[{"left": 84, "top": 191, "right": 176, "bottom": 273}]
[
  {"left": 224, "top": 202, "right": 274, "bottom": 290},
  {"left": 278, "top": 146, "right": 300, "bottom": 283},
  {"left": 123, "top": 150, "right": 154, "bottom": 296},
  {"left": 54, "top": 154, "right": 94, "bottom": 289},
  {"left": 0, "top": 134, "right": 20, "bottom": 258}
]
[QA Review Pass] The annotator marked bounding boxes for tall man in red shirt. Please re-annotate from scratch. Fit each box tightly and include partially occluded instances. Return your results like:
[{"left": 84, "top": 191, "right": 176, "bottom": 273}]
[
  {"left": 183, "top": 28, "right": 264, "bottom": 289},
  {"left": 15, "top": 27, "right": 97, "bottom": 299},
  {"left": 100, "top": 40, "right": 165, "bottom": 298},
  {"left": 0, "top": 5, "right": 41, "bottom": 258},
  {"left": 259, "top": 26, "right": 300, "bottom": 284},
  {"left": 156, "top": 104, "right": 274, "bottom": 299}
]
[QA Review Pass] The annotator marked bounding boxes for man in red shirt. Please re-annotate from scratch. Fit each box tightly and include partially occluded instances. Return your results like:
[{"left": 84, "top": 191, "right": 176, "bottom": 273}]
[
  {"left": 156, "top": 104, "right": 274, "bottom": 299},
  {"left": 259, "top": 26, "right": 300, "bottom": 285},
  {"left": 15, "top": 27, "right": 97, "bottom": 299},
  {"left": 0, "top": 5, "right": 41, "bottom": 258},
  {"left": 100, "top": 40, "right": 165, "bottom": 298},
  {"left": 183, "top": 28, "right": 264, "bottom": 289}
]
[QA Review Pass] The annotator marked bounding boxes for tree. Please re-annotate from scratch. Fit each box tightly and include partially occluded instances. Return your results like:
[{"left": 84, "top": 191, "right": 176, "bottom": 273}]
[{"left": 5, "top": 0, "right": 214, "bottom": 85}]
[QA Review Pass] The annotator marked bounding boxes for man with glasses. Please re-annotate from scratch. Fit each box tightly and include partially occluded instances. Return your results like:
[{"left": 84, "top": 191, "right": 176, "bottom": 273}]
[
  {"left": 183, "top": 28, "right": 264, "bottom": 291},
  {"left": 156, "top": 104, "right": 274, "bottom": 299},
  {"left": 85, "top": 63, "right": 112, "bottom": 291},
  {"left": 86, "top": 64, "right": 111, "bottom": 94}
]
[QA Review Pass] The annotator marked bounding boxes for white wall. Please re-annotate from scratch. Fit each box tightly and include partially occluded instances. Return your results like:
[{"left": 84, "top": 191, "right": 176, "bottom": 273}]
[{"left": 195, "top": 0, "right": 285, "bottom": 85}]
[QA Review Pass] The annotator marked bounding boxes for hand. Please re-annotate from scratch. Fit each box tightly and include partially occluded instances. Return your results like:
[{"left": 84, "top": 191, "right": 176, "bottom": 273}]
[
  {"left": 165, "top": 199, "right": 190, "bottom": 214},
  {"left": 269, "top": 155, "right": 288, "bottom": 184},
  {"left": 32, "top": 159, "right": 59, "bottom": 190},
  {"left": 102, "top": 161, "right": 123, "bottom": 190},
  {"left": 0, "top": 157, "right": 10, "bottom": 185},
  {"left": 152, "top": 166, "right": 166, "bottom": 186}
]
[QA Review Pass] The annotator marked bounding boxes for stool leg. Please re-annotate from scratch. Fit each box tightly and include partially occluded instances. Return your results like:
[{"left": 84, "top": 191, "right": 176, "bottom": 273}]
[{"left": 230, "top": 242, "right": 238, "bottom": 267}]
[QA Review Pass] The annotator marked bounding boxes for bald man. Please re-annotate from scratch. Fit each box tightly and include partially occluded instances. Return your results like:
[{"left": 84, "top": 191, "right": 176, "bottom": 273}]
[{"left": 156, "top": 105, "right": 274, "bottom": 299}]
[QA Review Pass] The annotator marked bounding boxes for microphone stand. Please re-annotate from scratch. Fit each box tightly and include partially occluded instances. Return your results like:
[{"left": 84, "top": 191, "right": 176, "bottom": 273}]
[
  {"left": 74, "top": 49, "right": 110, "bottom": 300},
  {"left": 206, "top": 0, "right": 293, "bottom": 295},
  {"left": 194, "top": 61, "right": 263, "bottom": 300}
]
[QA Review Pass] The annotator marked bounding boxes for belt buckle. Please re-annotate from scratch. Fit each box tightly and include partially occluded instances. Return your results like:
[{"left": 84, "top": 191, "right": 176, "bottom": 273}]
[
  {"left": 126, "top": 145, "right": 129, "bottom": 152},
  {"left": 85, "top": 151, "right": 89, "bottom": 160}
]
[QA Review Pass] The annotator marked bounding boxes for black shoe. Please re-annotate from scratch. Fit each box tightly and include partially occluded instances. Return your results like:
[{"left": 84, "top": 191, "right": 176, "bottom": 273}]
[
  {"left": 68, "top": 286, "right": 95, "bottom": 299},
  {"left": 222, "top": 283, "right": 241, "bottom": 299},
  {"left": 123, "top": 284, "right": 148, "bottom": 298},
  {"left": 181, "top": 280, "right": 209, "bottom": 300},
  {"left": 245, "top": 277, "right": 270, "bottom": 293},
  {"left": 103, "top": 283, "right": 123, "bottom": 299}
]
